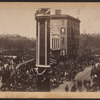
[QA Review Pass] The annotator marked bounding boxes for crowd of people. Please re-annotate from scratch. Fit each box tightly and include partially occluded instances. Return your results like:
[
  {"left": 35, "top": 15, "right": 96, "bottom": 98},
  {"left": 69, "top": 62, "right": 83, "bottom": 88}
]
[
  {"left": 0, "top": 49, "right": 37, "bottom": 91},
  {"left": 0, "top": 49, "right": 100, "bottom": 92},
  {"left": 64, "top": 63, "right": 100, "bottom": 92},
  {"left": 50, "top": 53, "right": 99, "bottom": 90}
]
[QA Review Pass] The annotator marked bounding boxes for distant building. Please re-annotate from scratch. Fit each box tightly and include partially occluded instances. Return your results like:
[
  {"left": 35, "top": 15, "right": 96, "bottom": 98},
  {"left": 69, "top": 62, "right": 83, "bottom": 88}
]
[{"left": 50, "top": 9, "right": 80, "bottom": 56}]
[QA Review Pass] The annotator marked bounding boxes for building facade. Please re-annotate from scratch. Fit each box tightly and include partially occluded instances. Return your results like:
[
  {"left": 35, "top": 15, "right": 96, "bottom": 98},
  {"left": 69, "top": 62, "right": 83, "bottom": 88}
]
[
  {"left": 50, "top": 10, "right": 80, "bottom": 57},
  {"left": 35, "top": 8, "right": 81, "bottom": 65}
]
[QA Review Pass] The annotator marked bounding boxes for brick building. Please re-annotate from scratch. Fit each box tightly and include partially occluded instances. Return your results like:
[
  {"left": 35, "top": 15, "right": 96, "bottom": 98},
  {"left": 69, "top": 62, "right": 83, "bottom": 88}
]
[{"left": 50, "top": 10, "right": 80, "bottom": 57}]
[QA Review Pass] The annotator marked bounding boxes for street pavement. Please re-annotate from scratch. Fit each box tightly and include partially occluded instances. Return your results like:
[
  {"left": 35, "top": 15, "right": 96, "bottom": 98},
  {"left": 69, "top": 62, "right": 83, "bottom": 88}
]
[{"left": 51, "top": 66, "right": 92, "bottom": 92}]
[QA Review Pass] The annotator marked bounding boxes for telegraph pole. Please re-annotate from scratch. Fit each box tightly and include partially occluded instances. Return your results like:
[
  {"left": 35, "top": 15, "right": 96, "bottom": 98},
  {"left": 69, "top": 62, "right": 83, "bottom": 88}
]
[{"left": 35, "top": 9, "right": 50, "bottom": 91}]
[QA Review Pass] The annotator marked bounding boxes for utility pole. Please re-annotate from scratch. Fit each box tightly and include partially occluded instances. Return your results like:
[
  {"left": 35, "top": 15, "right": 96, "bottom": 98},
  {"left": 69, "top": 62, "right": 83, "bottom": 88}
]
[{"left": 35, "top": 8, "right": 50, "bottom": 91}]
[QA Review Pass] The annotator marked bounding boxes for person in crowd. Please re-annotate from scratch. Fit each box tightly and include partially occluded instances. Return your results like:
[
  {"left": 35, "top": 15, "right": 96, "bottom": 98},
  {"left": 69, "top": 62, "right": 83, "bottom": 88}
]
[
  {"left": 1, "top": 66, "right": 6, "bottom": 84},
  {"left": 71, "top": 83, "right": 77, "bottom": 92},
  {"left": 65, "top": 85, "right": 69, "bottom": 92}
]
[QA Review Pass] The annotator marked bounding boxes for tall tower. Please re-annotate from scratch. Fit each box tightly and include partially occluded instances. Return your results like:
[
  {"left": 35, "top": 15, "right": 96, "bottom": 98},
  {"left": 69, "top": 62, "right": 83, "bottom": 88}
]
[{"left": 35, "top": 8, "right": 50, "bottom": 91}]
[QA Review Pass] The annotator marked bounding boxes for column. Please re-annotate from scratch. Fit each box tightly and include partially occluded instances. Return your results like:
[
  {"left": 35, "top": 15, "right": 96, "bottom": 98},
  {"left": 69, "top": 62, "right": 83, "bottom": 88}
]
[
  {"left": 35, "top": 14, "right": 50, "bottom": 91},
  {"left": 45, "top": 21, "right": 47, "bottom": 65},
  {"left": 37, "top": 21, "right": 40, "bottom": 65},
  {"left": 58, "top": 39, "right": 59, "bottom": 48},
  {"left": 52, "top": 39, "right": 53, "bottom": 49}
]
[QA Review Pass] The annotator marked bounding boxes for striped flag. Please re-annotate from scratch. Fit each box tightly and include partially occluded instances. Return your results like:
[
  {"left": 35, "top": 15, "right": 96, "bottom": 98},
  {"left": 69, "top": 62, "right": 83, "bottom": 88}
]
[{"left": 35, "top": 8, "right": 50, "bottom": 16}]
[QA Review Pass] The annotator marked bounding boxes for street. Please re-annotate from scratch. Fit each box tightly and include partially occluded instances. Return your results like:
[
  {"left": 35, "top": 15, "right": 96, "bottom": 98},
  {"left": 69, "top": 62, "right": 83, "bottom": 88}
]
[{"left": 51, "top": 65, "right": 92, "bottom": 92}]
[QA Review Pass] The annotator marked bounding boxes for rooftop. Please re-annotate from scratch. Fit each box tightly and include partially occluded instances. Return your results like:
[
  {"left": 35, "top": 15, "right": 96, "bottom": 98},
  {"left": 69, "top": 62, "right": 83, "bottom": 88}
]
[
  {"left": 35, "top": 9, "right": 80, "bottom": 22},
  {"left": 50, "top": 14, "right": 80, "bottom": 23}
]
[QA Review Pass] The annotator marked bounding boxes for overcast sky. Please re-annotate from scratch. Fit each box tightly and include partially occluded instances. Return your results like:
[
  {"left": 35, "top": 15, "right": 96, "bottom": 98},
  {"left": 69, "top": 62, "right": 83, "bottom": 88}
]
[{"left": 0, "top": 8, "right": 100, "bottom": 38}]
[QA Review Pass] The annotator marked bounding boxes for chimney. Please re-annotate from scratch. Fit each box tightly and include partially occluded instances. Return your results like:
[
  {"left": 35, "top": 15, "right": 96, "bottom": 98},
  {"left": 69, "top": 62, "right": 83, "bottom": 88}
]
[{"left": 55, "top": 9, "right": 61, "bottom": 15}]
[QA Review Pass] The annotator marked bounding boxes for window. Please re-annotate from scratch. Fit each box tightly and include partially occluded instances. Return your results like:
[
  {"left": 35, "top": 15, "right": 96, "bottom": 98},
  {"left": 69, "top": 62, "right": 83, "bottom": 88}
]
[
  {"left": 71, "top": 27, "right": 74, "bottom": 40},
  {"left": 61, "top": 37, "right": 65, "bottom": 45},
  {"left": 60, "top": 27, "right": 66, "bottom": 34}
]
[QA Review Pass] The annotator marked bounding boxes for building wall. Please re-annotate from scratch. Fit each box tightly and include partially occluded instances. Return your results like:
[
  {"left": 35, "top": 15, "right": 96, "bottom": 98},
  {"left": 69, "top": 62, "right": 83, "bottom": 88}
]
[
  {"left": 50, "top": 13, "right": 80, "bottom": 57},
  {"left": 67, "top": 18, "right": 80, "bottom": 55},
  {"left": 50, "top": 19, "right": 67, "bottom": 54}
]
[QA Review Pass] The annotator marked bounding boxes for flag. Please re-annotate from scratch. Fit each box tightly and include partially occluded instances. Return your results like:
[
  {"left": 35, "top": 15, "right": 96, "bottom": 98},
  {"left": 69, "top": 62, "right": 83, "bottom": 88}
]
[{"left": 35, "top": 8, "right": 50, "bottom": 16}]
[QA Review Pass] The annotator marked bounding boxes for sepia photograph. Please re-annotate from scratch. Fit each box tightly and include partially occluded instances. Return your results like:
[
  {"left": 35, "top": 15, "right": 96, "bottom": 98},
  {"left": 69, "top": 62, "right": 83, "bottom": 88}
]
[{"left": 0, "top": 2, "right": 100, "bottom": 98}]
